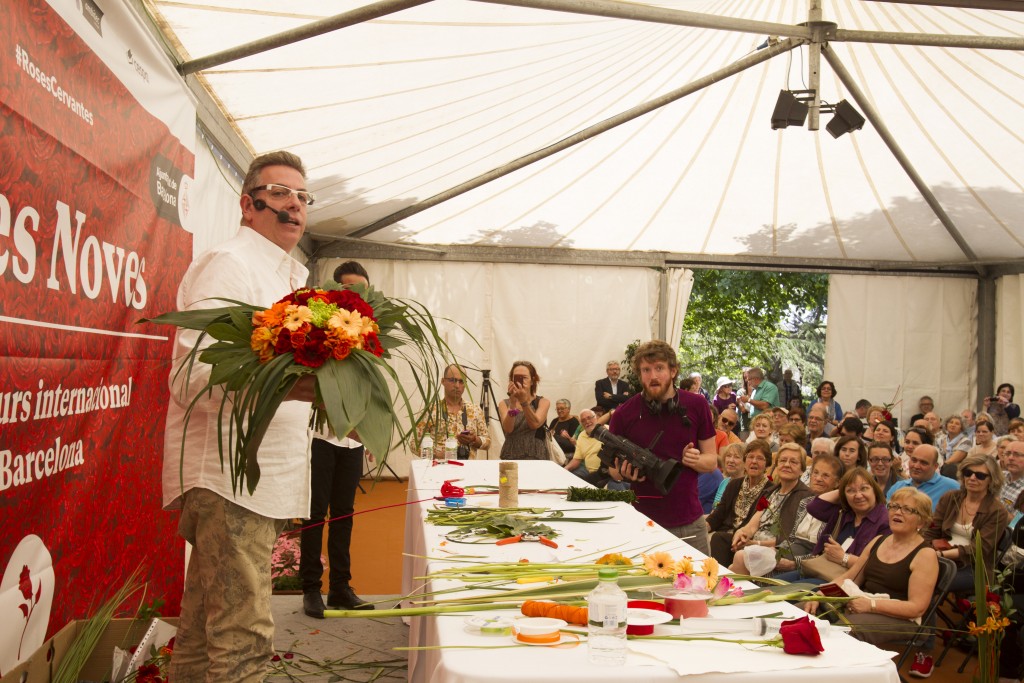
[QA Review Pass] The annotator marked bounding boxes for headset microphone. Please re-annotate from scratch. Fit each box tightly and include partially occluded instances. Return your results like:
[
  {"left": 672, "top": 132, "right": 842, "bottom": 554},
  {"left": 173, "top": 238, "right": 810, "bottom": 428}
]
[{"left": 251, "top": 197, "right": 293, "bottom": 223}]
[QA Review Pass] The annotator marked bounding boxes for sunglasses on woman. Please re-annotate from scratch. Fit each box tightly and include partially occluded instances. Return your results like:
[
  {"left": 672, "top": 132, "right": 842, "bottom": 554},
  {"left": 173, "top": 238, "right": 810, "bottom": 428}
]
[{"left": 963, "top": 469, "right": 990, "bottom": 481}]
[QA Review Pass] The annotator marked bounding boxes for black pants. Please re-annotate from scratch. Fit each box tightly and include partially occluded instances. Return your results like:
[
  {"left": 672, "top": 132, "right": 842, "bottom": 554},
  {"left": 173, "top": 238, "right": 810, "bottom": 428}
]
[{"left": 299, "top": 438, "right": 364, "bottom": 594}]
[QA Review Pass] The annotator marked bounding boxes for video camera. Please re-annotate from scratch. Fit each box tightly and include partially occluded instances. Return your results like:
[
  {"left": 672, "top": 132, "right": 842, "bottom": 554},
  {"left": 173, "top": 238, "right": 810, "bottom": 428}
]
[{"left": 591, "top": 425, "right": 683, "bottom": 495}]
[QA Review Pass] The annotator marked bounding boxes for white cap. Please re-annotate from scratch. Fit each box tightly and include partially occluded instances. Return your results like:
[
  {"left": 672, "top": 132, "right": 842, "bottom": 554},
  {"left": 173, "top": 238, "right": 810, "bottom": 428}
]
[{"left": 715, "top": 377, "right": 733, "bottom": 391}]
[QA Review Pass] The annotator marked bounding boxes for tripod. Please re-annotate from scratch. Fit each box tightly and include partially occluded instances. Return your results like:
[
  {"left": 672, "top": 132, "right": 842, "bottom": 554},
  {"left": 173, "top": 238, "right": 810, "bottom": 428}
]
[{"left": 479, "top": 369, "right": 503, "bottom": 427}]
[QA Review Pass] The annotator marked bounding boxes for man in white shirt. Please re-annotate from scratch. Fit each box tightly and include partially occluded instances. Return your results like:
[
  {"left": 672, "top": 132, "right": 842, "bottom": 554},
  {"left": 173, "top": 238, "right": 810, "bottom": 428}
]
[
  {"left": 163, "top": 151, "right": 317, "bottom": 682},
  {"left": 301, "top": 261, "right": 374, "bottom": 618}
]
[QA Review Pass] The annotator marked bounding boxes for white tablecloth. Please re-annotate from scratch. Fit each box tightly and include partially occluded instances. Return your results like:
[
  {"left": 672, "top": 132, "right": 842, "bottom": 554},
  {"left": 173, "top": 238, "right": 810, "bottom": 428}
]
[{"left": 402, "top": 460, "right": 900, "bottom": 683}]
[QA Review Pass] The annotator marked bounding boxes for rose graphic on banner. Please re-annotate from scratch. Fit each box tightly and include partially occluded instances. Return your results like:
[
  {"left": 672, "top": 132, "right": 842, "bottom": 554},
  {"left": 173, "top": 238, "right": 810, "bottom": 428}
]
[
  {"left": 0, "top": 535, "right": 55, "bottom": 674},
  {"left": 18, "top": 564, "right": 43, "bottom": 658}
]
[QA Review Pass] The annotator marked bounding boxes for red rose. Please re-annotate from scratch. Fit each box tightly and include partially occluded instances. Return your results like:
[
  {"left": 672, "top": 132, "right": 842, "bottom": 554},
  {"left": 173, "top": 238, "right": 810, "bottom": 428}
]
[
  {"left": 19, "top": 565, "right": 33, "bottom": 601},
  {"left": 294, "top": 328, "right": 329, "bottom": 368},
  {"left": 778, "top": 616, "right": 824, "bottom": 655},
  {"left": 756, "top": 496, "right": 770, "bottom": 512}
]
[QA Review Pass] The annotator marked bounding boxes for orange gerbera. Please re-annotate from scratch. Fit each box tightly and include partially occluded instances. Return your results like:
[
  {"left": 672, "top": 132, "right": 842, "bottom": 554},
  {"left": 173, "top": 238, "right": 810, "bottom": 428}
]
[
  {"left": 675, "top": 556, "right": 693, "bottom": 577},
  {"left": 282, "top": 304, "right": 313, "bottom": 332},
  {"left": 253, "top": 301, "right": 289, "bottom": 327},
  {"left": 642, "top": 551, "right": 676, "bottom": 579},
  {"left": 699, "top": 557, "right": 719, "bottom": 586},
  {"left": 250, "top": 326, "right": 276, "bottom": 361}
]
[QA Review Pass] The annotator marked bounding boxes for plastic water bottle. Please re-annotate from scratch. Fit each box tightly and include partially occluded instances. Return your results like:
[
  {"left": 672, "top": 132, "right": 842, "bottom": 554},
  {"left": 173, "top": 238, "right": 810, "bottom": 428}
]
[
  {"left": 587, "top": 567, "right": 628, "bottom": 666},
  {"left": 420, "top": 435, "right": 433, "bottom": 460},
  {"left": 444, "top": 436, "right": 458, "bottom": 460}
]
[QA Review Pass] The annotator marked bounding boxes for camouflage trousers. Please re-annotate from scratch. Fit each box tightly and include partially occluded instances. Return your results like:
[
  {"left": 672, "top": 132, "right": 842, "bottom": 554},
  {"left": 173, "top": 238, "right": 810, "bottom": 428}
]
[{"left": 169, "top": 488, "right": 286, "bottom": 683}]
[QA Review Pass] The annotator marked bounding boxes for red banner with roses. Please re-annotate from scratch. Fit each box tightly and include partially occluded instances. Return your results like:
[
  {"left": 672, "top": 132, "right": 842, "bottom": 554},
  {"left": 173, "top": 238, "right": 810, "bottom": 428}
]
[{"left": 0, "top": 0, "right": 194, "bottom": 671}]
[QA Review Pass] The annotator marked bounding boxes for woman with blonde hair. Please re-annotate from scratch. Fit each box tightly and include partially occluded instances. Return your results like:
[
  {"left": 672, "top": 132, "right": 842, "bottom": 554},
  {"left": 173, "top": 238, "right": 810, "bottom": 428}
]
[{"left": 805, "top": 488, "right": 938, "bottom": 649}]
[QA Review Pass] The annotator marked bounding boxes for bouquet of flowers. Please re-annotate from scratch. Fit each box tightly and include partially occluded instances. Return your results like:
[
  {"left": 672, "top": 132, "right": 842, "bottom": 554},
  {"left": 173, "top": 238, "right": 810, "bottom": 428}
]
[
  {"left": 270, "top": 534, "right": 323, "bottom": 592},
  {"left": 147, "top": 282, "right": 459, "bottom": 494}
]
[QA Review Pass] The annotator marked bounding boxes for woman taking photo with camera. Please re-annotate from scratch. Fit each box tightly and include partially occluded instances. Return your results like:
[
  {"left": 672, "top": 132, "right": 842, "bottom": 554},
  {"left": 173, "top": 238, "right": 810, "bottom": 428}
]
[{"left": 499, "top": 360, "right": 551, "bottom": 460}]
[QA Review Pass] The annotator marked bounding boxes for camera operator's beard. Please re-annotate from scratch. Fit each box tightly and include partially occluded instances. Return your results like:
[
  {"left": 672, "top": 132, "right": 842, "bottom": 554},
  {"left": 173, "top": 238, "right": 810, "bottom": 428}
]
[{"left": 642, "top": 383, "right": 676, "bottom": 405}]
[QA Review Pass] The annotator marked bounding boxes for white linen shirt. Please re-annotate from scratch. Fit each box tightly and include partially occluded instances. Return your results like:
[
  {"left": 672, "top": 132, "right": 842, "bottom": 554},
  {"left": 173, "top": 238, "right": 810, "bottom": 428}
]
[{"left": 162, "top": 226, "right": 312, "bottom": 518}]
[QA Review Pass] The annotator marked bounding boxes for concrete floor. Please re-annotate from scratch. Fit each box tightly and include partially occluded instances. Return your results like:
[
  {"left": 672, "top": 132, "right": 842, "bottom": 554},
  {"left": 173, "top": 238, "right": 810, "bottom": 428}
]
[{"left": 268, "top": 594, "right": 408, "bottom": 681}]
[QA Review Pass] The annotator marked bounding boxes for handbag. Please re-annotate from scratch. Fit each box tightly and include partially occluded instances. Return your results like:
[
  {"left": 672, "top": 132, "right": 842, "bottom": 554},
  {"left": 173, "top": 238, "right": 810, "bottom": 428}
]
[
  {"left": 798, "top": 513, "right": 846, "bottom": 581},
  {"left": 545, "top": 427, "right": 566, "bottom": 465},
  {"left": 798, "top": 553, "right": 846, "bottom": 581}
]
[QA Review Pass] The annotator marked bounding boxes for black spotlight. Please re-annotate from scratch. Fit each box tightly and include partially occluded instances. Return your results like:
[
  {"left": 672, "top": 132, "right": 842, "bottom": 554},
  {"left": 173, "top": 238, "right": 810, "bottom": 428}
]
[
  {"left": 826, "top": 100, "right": 865, "bottom": 138},
  {"left": 771, "top": 90, "right": 808, "bottom": 130}
]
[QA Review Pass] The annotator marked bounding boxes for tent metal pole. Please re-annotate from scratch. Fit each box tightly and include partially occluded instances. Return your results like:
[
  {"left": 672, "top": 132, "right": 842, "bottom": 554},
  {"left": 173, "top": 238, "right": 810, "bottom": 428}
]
[
  {"left": 833, "top": 29, "right": 1024, "bottom": 51},
  {"left": 821, "top": 44, "right": 986, "bottom": 277},
  {"left": 177, "top": 0, "right": 432, "bottom": 75},
  {"left": 472, "top": 0, "right": 811, "bottom": 39},
  {"left": 348, "top": 37, "right": 803, "bottom": 239},
  {"left": 976, "top": 277, "right": 996, "bottom": 412},
  {"left": 807, "top": 1, "right": 824, "bottom": 131}
]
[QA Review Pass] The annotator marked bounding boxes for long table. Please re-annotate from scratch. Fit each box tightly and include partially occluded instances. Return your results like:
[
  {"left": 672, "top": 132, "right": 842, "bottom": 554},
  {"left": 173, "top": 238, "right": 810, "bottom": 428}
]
[{"left": 402, "top": 459, "right": 901, "bottom": 683}]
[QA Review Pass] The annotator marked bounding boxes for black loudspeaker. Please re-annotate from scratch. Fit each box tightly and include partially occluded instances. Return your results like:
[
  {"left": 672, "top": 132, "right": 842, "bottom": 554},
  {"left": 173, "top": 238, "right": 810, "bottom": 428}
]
[
  {"left": 771, "top": 90, "right": 809, "bottom": 130},
  {"left": 826, "top": 100, "right": 866, "bottom": 138}
]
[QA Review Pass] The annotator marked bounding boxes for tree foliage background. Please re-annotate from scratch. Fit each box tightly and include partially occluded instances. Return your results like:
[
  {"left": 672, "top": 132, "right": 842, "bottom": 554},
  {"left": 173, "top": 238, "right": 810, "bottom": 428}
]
[{"left": 677, "top": 269, "right": 829, "bottom": 402}]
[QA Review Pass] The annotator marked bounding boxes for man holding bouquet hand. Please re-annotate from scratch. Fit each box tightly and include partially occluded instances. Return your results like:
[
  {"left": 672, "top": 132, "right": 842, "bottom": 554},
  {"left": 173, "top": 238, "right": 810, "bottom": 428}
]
[{"left": 163, "top": 151, "right": 317, "bottom": 682}]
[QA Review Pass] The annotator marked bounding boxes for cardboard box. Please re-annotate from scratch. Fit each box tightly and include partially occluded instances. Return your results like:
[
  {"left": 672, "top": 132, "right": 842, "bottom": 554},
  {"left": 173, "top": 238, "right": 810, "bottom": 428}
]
[{"left": 5, "top": 618, "right": 177, "bottom": 683}]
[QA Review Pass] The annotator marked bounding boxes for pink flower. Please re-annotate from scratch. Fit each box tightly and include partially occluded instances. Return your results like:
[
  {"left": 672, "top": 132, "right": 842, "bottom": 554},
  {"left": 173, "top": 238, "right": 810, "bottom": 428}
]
[{"left": 712, "top": 576, "right": 743, "bottom": 599}]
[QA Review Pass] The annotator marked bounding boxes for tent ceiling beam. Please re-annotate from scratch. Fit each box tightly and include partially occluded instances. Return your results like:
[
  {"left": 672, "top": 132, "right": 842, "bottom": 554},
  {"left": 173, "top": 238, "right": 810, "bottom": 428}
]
[
  {"left": 833, "top": 29, "right": 1024, "bottom": 51},
  {"left": 177, "top": 0, "right": 432, "bottom": 75},
  {"left": 346, "top": 36, "right": 804, "bottom": 240},
  {"left": 310, "top": 239, "right": 992, "bottom": 277},
  {"left": 822, "top": 44, "right": 985, "bottom": 277},
  {"left": 473, "top": 0, "right": 812, "bottom": 39}
]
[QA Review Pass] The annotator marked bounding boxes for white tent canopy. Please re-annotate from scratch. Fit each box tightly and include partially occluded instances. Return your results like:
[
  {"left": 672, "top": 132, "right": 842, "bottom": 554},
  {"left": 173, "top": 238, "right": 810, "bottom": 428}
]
[{"left": 145, "top": 0, "right": 1024, "bottom": 269}]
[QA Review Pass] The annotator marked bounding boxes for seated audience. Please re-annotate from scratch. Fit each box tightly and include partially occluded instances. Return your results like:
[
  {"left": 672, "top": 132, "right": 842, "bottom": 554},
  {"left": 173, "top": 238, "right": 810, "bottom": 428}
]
[
  {"left": 899, "top": 426, "right": 933, "bottom": 476},
  {"left": 996, "top": 434, "right": 1018, "bottom": 471},
  {"left": 1010, "top": 417, "right": 1024, "bottom": 440},
  {"left": 943, "top": 414, "right": 971, "bottom": 466},
  {"left": 868, "top": 441, "right": 903, "bottom": 496},
  {"left": 778, "top": 467, "right": 891, "bottom": 582},
  {"left": 1001, "top": 439, "right": 1024, "bottom": 513},
  {"left": 924, "top": 454, "right": 1008, "bottom": 592},
  {"left": 864, "top": 405, "right": 888, "bottom": 440},
  {"left": 806, "top": 405, "right": 828, "bottom": 443},
  {"left": 713, "top": 442, "right": 746, "bottom": 509},
  {"left": 697, "top": 467, "right": 724, "bottom": 516},
  {"left": 960, "top": 417, "right": 998, "bottom": 470},
  {"left": 746, "top": 413, "right": 778, "bottom": 451},
  {"left": 910, "top": 395, "right": 935, "bottom": 426},
  {"left": 772, "top": 406, "right": 789, "bottom": 433},
  {"left": 871, "top": 418, "right": 901, "bottom": 457},
  {"left": 788, "top": 406, "right": 806, "bottom": 425},
  {"left": 717, "top": 408, "right": 742, "bottom": 444},
  {"left": 773, "top": 453, "right": 844, "bottom": 576},
  {"left": 549, "top": 399, "right": 580, "bottom": 458},
  {"left": 835, "top": 434, "right": 868, "bottom": 471},
  {"left": 777, "top": 423, "right": 807, "bottom": 451},
  {"left": 805, "top": 488, "right": 939, "bottom": 648},
  {"left": 997, "top": 489, "right": 1024, "bottom": 682},
  {"left": 729, "top": 444, "right": 814, "bottom": 575},
  {"left": 802, "top": 437, "right": 835, "bottom": 484},
  {"left": 707, "top": 440, "right": 774, "bottom": 566},
  {"left": 564, "top": 409, "right": 604, "bottom": 486},
  {"left": 888, "top": 444, "right": 959, "bottom": 511},
  {"left": 923, "top": 411, "right": 947, "bottom": 456},
  {"left": 836, "top": 416, "right": 866, "bottom": 442}
]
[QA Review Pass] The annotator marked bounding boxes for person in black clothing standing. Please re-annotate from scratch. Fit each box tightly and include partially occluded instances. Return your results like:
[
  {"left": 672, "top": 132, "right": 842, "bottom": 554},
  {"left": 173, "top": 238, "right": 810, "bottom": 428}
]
[
  {"left": 301, "top": 261, "right": 375, "bottom": 618},
  {"left": 595, "top": 360, "right": 631, "bottom": 412}
]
